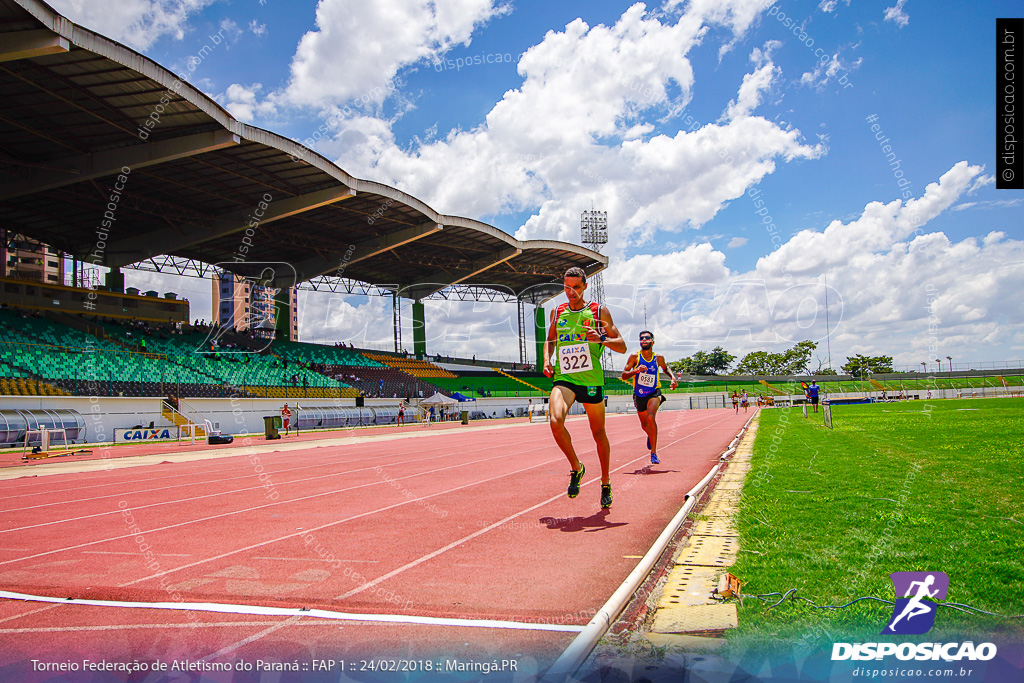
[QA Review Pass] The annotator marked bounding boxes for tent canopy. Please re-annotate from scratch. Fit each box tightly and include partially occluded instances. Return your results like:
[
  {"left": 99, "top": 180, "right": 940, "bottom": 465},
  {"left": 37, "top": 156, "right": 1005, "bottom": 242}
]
[{"left": 420, "top": 392, "right": 459, "bottom": 405}]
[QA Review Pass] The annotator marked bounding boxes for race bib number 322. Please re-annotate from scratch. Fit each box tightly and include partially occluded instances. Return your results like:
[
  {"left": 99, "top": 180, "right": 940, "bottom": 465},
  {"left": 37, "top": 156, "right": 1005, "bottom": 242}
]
[{"left": 559, "top": 343, "right": 593, "bottom": 374}]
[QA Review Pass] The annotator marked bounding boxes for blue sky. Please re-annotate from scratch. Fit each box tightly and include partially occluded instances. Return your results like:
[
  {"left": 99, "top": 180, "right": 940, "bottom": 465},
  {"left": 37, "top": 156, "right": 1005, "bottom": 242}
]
[{"left": 52, "top": 0, "right": 1024, "bottom": 370}]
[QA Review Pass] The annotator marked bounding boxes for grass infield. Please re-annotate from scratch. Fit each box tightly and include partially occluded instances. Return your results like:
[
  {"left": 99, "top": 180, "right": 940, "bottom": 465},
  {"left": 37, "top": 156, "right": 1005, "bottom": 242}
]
[{"left": 727, "top": 397, "right": 1024, "bottom": 651}]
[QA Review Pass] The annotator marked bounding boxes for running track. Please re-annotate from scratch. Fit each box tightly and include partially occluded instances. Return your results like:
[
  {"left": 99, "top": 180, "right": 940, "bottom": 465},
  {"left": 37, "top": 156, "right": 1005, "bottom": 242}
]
[{"left": 0, "top": 409, "right": 752, "bottom": 681}]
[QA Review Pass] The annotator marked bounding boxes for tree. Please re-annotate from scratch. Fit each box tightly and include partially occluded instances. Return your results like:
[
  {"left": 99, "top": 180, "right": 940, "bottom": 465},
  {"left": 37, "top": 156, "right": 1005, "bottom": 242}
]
[
  {"left": 841, "top": 354, "right": 894, "bottom": 378},
  {"left": 669, "top": 346, "right": 736, "bottom": 376},
  {"left": 706, "top": 346, "right": 736, "bottom": 374},
  {"left": 734, "top": 341, "right": 819, "bottom": 376}
]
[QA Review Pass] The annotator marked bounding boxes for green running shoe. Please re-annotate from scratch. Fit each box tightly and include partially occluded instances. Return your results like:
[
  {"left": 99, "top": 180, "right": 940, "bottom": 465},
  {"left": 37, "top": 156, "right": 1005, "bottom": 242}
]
[
  {"left": 600, "top": 483, "right": 613, "bottom": 509},
  {"left": 567, "top": 463, "right": 585, "bottom": 498}
]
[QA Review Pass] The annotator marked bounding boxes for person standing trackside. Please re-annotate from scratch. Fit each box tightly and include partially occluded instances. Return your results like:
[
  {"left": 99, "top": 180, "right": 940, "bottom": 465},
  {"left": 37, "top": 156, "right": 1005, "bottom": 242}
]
[
  {"left": 281, "top": 403, "right": 291, "bottom": 436},
  {"left": 397, "top": 403, "right": 405, "bottom": 426},
  {"left": 807, "top": 380, "right": 820, "bottom": 413},
  {"left": 543, "top": 266, "right": 627, "bottom": 509}
]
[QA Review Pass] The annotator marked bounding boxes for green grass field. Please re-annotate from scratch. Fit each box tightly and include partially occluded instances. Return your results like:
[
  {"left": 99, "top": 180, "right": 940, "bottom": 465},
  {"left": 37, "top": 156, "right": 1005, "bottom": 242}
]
[{"left": 726, "top": 398, "right": 1024, "bottom": 652}]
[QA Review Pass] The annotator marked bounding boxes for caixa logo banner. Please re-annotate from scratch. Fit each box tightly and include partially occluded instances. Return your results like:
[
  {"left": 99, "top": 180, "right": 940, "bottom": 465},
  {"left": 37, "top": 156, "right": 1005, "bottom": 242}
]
[{"left": 832, "top": 571, "right": 998, "bottom": 662}]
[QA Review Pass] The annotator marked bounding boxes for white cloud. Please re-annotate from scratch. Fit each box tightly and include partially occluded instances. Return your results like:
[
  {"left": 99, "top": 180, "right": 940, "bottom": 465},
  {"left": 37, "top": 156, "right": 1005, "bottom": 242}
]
[
  {"left": 818, "top": 0, "right": 850, "bottom": 13},
  {"left": 47, "top": 0, "right": 217, "bottom": 50},
  {"left": 883, "top": 0, "right": 910, "bottom": 28},
  {"left": 798, "top": 50, "right": 861, "bottom": 91},
  {"left": 279, "top": 0, "right": 509, "bottom": 109},
  {"left": 722, "top": 43, "right": 781, "bottom": 120},
  {"left": 249, "top": 19, "right": 267, "bottom": 36},
  {"left": 727, "top": 237, "right": 749, "bottom": 248},
  {"left": 305, "top": 3, "right": 821, "bottom": 258},
  {"left": 953, "top": 197, "right": 1024, "bottom": 212},
  {"left": 217, "top": 83, "right": 277, "bottom": 123},
  {"left": 571, "top": 161, "right": 1024, "bottom": 369}
]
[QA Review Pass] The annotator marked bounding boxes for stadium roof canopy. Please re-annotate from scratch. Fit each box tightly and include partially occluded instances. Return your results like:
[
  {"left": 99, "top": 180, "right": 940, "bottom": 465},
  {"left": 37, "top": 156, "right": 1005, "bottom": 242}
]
[{"left": 0, "top": 0, "right": 606, "bottom": 304}]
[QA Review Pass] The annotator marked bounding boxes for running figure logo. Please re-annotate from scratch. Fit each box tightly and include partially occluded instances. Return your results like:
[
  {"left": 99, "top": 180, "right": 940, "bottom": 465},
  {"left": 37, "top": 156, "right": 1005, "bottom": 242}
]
[{"left": 883, "top": 572, "right": 949, "bottom": 635}]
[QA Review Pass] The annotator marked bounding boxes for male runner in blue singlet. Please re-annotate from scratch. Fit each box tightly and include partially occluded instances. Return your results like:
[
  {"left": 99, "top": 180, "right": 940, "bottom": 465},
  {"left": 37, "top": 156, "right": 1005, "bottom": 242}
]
[{"left": 621, "top": 331, "right": 678, "bottom": 464}]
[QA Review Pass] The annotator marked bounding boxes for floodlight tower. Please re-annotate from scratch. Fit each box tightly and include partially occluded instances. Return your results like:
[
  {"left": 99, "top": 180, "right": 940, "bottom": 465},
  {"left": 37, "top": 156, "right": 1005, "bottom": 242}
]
[{"left": 581, "top": 209, "right": 609, "bottom": 370}]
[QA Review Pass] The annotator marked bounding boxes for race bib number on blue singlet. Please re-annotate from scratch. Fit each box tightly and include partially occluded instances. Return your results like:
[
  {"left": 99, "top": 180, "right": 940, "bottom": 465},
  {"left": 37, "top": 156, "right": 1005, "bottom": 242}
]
[
  {"left": 637, "top": 371, "right": 656, "bottom": 388},
  {"left": 559, "top": 343, "right": 593, "bottom": 374}
]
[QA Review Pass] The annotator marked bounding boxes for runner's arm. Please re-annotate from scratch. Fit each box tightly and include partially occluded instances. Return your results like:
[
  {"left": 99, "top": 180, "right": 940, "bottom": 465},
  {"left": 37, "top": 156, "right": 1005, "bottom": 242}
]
[
  {"left": 585, "top": 306, "right": 627, "bottom": 353},
  {"left": 621, "top": 354, "right": 641, "bottom": 380},
  {"left": 657, "top": 355, "right": 679, "bottom": 389},
  {"left": 542, "top": 309, "right": 558, "bottom": 376}
]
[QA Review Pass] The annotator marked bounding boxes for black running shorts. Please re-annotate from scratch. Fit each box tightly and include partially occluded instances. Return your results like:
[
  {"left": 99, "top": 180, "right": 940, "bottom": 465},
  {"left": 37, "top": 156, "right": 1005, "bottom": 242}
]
[
  {"left": 633, "top": 389, "right": 663, "bottom": 413},
  {"left": 553, "top": 380, "right": 605, "bottom": 404}
]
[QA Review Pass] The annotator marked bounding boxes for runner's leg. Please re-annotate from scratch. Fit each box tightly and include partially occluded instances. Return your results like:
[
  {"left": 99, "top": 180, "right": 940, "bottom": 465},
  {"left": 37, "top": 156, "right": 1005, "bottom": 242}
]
[
  {"left": 549, "top": 385, "right": 581, "bottom": 471},
  {"left": 646, "top": 396, "right": 662, "bottom": 453},
  {"left": 582, "top": 399, "right": 610, "bottom": 484}
]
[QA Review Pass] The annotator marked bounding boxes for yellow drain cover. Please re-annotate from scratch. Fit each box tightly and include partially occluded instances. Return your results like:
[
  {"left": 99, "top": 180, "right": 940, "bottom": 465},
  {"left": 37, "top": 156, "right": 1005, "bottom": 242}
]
[
  {"left": 691, "top": 518, "right": 738, "bottom": 536},
  {"left": 651, "top": 603, "right": 738, "bottom": 633},
  {"left": 644, "top": 633, "right": 727, "bottom": 652},
  {"left": 676, "top": 535, "right": 739, "bottom": 566},
  {"left": 700, "top": 497, "right": 739, "bottom": 517},
  {"left": 659, "top": 565, "right": 720, "bottom": 607}
]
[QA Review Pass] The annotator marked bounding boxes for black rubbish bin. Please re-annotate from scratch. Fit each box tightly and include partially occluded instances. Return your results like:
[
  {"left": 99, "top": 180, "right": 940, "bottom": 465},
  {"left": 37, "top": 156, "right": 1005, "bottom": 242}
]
[{"left": 263, "top": 415, "right": 282, "bottom": 440}]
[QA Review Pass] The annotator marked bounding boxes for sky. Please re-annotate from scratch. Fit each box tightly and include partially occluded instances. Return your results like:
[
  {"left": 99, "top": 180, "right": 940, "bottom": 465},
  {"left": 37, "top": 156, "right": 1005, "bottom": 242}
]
[{"left": 50, "top": 0, "right": 1024, "bottom": 372}]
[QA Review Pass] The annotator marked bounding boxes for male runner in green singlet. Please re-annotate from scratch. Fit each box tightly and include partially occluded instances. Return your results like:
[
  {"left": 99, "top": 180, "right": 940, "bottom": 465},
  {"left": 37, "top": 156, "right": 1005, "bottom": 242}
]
[{"left": 543, "top": 267, "right": 626, "bottom": 509}]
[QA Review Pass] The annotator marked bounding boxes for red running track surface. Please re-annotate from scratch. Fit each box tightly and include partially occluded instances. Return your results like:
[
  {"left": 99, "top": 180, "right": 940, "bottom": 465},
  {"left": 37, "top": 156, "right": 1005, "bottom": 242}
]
[{"left": 0, "top": 408, "right": 752, "bottom": 680}]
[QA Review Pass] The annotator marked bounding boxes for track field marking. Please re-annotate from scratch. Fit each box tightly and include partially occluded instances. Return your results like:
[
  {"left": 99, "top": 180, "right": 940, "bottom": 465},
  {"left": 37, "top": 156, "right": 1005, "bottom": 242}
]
[
  {"left": 114, "top": 413, "right": 728, "bottom": 589},
  {"left": 0, "top": 591, "right": 583, "bottom": 632},
  {"left": 0, "top": 423, "right": 499, "bottom": 509},
  {"left": 0, "top": 438, "right": 507, "bottom": 518},
  {"left": 0, "top": 437, "right": 533, "bottom": 535},
  {"left": 200, "top": 614, "right": 304, "bottom": 661},
  {"left": 117, "top": 455, "right": 568, "bottom": 587},
  {"left": 0, "top": 603, "right": 59, "bottom": 624},
  {"left": 335, "top": 412, "right": 737, "bottom": 600},
  {"left": 0, "top": 447, "right": 535, "bottom": 568}
]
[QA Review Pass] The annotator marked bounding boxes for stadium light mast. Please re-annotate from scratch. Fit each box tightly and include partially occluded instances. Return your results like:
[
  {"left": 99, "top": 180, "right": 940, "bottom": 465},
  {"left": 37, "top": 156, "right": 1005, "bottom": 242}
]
[
  {"left": 581, "top": 209, "right": 609, "bottom": 370},
  {"left": 946, "top": 356, "right": 952, "bottom": 372}
]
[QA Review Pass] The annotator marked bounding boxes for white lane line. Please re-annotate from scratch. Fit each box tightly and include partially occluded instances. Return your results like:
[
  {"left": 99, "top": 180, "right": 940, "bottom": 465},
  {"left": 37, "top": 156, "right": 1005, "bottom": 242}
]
[
  {"left": 252, "top": 557, "right": 379, "bottom": 563},
  {"left": 0, "top": 439, "right": 502, "bottom": 533},
  {"left": 81, "top": 551, "right": 192, "bottom": 557},
  {"left": 200, "top": 614, "right": 304, "bottom": 661},
  {"left": 118, "top": 455, "right": 563, "bottom": 587},
  {"left": 0, "top": 591, "right": 583, "bottom": 632},
  {"left": 0, "top": 430, "right": 474, "bottom": 513},
  {"left": 0, "top": 603, "right": 59, "bottom": 624},
  {"left": 0, "top": 444, "right": 527, "bottom": 567}
]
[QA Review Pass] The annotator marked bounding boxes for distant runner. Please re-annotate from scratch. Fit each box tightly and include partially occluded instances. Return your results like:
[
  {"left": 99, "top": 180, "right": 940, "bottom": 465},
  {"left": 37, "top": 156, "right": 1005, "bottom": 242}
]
[
  {"left": 281, "top": 403, "right": 291, "bottom": 436},
  {"left": 543, "top": 267, "right": 626, "bottom": 509},
  {"left": 621, "top": 331, "right": 678, "bottom": 464}
]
